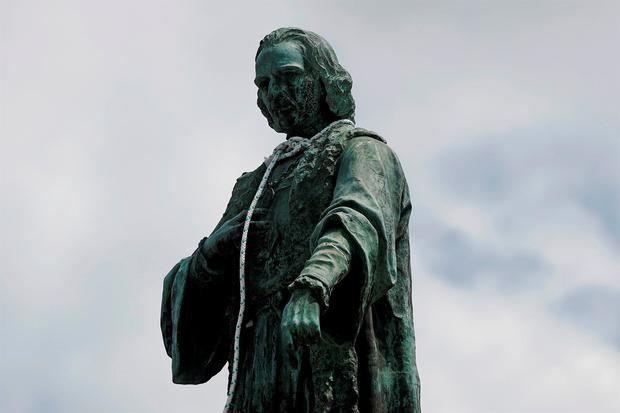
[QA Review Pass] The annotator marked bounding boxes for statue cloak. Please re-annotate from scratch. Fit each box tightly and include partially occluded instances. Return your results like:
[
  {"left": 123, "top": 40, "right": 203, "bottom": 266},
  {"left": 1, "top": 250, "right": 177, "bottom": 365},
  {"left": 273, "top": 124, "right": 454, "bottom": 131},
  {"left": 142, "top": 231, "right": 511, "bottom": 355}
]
[{"left": 161, "top": 122, "right": 421, "bottom": 412}]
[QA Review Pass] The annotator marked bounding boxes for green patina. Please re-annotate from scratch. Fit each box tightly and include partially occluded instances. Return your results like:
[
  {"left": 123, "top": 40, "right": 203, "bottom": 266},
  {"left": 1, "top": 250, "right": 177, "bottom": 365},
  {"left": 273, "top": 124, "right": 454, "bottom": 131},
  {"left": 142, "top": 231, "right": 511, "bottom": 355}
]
[{"left": 161, "top": 27, "right": 421, "bottom": 412}]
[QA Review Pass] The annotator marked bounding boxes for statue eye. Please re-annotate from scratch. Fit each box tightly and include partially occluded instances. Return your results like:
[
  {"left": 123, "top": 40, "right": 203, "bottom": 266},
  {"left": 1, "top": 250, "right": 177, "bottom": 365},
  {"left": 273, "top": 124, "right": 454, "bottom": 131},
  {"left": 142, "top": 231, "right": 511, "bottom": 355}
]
[{"left": 281, "top": 70, "right": 302, "bottom": 83}]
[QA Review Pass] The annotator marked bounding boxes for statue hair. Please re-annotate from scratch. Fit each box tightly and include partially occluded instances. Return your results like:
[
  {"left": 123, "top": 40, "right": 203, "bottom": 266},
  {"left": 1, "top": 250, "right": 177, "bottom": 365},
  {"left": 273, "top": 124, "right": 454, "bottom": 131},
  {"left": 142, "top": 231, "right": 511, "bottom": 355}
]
[{"left": 256, "top": 27, "right": 356, "bottom": 121}]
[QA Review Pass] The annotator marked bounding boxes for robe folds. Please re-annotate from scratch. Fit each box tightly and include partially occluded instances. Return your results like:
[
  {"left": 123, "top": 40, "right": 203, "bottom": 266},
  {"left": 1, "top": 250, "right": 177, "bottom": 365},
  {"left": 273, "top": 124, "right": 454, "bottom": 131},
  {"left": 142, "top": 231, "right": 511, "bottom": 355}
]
[{"left": 161, "top": 121, "right": 421, "bottom": 412}]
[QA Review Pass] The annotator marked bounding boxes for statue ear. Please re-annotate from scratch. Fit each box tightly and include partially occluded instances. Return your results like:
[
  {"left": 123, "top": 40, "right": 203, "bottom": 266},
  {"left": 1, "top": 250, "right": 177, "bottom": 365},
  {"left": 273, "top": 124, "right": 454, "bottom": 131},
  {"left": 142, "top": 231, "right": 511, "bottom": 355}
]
[
  {"left": 319, "top": 71, "right": 355, "bottom": 120},
  {"left": 318, "top": 77, "right": 339, "bottom": 118},
  {"left": 317, "top": 77, "right": 328, "bottom": 102}
]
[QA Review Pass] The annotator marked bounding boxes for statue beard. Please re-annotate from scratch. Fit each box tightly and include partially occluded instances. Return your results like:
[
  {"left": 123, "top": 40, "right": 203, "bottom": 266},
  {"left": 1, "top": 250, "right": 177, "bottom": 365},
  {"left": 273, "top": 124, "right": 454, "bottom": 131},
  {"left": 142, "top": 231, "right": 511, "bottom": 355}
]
[{"left": 257, "top": 76, "right": 327, "bottom": 137}]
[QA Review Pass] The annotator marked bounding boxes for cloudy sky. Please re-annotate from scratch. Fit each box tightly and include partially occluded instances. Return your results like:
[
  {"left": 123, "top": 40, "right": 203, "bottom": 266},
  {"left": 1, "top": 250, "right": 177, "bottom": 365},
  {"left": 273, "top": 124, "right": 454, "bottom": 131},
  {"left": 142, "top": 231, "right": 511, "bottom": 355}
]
[{"left": 1, "top": 1, "right": 619, "bottom": 412}]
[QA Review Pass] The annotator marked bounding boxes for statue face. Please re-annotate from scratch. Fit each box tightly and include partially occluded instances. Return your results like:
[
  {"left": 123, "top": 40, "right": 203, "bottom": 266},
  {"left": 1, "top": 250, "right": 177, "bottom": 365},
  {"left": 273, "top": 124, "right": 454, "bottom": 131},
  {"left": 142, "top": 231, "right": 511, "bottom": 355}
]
[{"left": 255, "top": 41, "right": 324, "bottom": 136}]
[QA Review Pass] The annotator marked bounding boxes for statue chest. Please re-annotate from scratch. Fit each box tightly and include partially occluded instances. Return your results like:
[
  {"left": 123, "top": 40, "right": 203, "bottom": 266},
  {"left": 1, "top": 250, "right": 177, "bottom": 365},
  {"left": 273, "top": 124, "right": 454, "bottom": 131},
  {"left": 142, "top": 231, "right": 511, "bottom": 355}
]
[{"left": 244, "top": 139, "right": 346, "bottom": 302}]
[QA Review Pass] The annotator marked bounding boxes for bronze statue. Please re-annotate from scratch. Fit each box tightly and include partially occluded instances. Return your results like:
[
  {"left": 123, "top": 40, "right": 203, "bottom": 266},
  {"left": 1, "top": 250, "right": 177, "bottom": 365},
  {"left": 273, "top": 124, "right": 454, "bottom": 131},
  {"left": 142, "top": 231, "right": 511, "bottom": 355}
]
[{"left": 161, "top": 27, "right": 421, "bottom": 412}]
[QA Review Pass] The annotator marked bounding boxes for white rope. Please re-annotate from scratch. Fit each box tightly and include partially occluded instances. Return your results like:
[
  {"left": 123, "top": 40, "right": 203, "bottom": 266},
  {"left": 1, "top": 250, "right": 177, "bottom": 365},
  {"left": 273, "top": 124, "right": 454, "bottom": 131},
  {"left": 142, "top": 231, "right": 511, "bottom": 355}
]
[
  {"left": 222, "top": 148, "right": 281, "bottom": 413},
  {"left": 222, "top": 119, "right": 353, "bottom": 412}
]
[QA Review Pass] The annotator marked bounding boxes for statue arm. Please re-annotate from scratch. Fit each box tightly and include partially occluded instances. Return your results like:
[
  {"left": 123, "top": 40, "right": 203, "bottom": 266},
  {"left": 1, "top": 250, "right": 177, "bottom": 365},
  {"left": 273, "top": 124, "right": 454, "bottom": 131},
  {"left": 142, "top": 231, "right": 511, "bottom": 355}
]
[
  {"left": 291, "top": 136, "right": 405, "bottom": 342},
  {"left": 160, "top": 255, "right": 232, "bottom": 384},
  {"left": 187, "top": 236, "right": 227, "bottom": 285},
  {"left": 288, "top": 227, "right": 354, "bottom": 311},
  {"left": 160, "top": 167, "right": 264, "bottom": 384}
]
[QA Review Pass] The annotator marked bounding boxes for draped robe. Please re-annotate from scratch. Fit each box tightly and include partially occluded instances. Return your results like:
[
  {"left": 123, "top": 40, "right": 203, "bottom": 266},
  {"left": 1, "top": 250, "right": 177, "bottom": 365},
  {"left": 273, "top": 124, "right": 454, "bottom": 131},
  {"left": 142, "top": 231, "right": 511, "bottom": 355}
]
[{"left": 161, "top": 121, "right": 421, "bottom": 412}]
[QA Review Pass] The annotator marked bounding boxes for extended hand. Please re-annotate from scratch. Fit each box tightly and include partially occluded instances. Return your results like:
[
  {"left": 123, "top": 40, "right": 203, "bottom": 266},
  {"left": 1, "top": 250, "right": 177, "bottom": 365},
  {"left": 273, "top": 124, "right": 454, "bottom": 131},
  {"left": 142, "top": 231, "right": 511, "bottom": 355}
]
[{"left": 281, "top": 289, "right": 321, "bottom": 364}]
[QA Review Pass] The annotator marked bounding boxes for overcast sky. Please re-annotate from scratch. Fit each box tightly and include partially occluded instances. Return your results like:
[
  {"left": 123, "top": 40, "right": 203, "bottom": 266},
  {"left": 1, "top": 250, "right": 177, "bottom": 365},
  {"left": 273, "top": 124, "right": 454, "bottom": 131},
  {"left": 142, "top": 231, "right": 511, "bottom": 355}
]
[{"left": 1, "top": 1, "right": 619, "bottom": 412}]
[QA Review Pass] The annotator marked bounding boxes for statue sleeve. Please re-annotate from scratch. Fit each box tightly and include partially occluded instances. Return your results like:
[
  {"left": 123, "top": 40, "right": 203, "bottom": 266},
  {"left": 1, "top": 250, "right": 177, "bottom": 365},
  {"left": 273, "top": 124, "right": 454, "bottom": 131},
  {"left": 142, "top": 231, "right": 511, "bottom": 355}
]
[
  {"left": 160, "top": 253, "right": 233, "bottom": 384},
  {"left": 187, "top": 237, "right": 227, "bottom": 285},
  {"left": 303, "top": 136, "right": 405, "bottom": 343},
  {"left": 160, "top": 165, "right": 264, "bottom": 384},
  {"left": 288, "top": 227, "right": 354, "bottom": 311}
]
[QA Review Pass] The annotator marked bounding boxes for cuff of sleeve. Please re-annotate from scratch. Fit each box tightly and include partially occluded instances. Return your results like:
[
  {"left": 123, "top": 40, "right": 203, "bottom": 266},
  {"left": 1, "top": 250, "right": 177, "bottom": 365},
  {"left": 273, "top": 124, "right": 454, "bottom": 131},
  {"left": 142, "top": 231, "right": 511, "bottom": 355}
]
[{"left": 288, "top": 275, "right": 331, "bottom": 311}]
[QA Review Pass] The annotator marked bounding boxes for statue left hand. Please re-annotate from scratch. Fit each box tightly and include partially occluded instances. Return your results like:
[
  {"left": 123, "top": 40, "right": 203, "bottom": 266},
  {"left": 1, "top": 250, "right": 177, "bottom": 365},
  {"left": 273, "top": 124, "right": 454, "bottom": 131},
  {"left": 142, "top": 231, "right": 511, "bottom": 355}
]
[{"left": 281, "top": 289, "right": 321, "bottom": 361}]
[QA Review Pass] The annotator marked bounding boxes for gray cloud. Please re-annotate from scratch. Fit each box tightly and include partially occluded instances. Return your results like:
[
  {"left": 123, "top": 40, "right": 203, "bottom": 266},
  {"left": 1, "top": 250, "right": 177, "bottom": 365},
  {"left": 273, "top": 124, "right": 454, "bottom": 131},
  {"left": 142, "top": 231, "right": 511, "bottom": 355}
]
[
  {"left": 433, "top": 119, "right": 619, "bottom": 202},
  {"left": 578, "top": 182, "right": 620, "bottom": 246},
  {"left": 415, "top": 218, "right": 547, "bottom": 290},
  {"left": 430, "top": 119, "right": 620, "bottom": 258},
  {"left": 433, "top": 142, "right": 512, "bottom": 201},
  {"left": 553, "top": 285, "right": 620, "bottom": 348}
]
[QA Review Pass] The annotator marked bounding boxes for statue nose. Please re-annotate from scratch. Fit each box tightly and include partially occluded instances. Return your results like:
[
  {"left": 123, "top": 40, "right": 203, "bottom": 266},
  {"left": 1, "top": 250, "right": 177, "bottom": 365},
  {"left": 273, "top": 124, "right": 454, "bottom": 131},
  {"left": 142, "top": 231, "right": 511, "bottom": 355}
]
[
  {"left": 268, "top": 81, "right": 287, "bottom": 99},
  {"left": 268, "top": 89, "right": 280, "bottom": 102}
]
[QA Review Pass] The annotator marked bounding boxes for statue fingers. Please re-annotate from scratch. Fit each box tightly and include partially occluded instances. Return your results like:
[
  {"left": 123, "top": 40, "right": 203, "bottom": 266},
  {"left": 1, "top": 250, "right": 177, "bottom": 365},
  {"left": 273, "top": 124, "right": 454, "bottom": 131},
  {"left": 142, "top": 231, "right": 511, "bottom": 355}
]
[
  {"left": 302, "top": 305, "right": 321, "bottom": 344},
  {"left": 293, "top": 314, "right": 315, "bottom": 345},
  {"left": 288, "top": 322, "right": 303, "bottom": 346},
  {"left": 296, "top": 303, "right": 320, "bottom": 345},
  {"left": 287, "top": 303, "right": 305, "bottom": 345},
  {"left": 231, "top": 209, "right": 249, "bottom": 223},
  {"left": 249, "top": 220, "right": 271, "bottom": 232},
  {"left": 251, "top": 207, "right": 269, "bottom": 218},
  {"left": 233, "top": 207, "right": 267, "bottom": 224},
  {"left": 220, "top": 223, "right": 244, "bottom": 250}
]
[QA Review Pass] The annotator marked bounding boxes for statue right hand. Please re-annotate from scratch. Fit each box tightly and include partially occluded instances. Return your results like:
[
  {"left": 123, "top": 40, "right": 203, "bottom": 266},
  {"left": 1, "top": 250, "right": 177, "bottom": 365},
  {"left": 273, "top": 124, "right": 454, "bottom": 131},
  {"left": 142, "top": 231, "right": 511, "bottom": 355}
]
[{"left": 201, "top": 208, "right": 269, "bottom": 261}]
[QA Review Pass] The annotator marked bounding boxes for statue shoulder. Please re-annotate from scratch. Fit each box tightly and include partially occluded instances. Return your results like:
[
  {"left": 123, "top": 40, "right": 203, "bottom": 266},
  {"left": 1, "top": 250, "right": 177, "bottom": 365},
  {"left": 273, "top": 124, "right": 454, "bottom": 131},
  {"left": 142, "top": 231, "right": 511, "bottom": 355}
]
[
  {"left": 346, "top": 126, "right": 387, "bottom": 143},
  {"left": 340, "top": 129, "right": 407, "bottom": 185},
  {"left": 342, "top": 127, "right": 397, "bottom": 160},
  {"left": 239, "top": 163, "right": 267, "bottom": 179},
  {"left": 234, "top": 163, "right": 266, "bottom": 192}
]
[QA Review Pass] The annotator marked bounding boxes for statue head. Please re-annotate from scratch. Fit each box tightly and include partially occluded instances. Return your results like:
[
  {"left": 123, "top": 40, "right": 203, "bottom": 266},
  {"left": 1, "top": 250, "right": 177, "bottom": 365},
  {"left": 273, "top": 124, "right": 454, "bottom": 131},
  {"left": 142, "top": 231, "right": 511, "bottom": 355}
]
[{"left": 254, "top": 27, "right": 355, "bottom": 137}]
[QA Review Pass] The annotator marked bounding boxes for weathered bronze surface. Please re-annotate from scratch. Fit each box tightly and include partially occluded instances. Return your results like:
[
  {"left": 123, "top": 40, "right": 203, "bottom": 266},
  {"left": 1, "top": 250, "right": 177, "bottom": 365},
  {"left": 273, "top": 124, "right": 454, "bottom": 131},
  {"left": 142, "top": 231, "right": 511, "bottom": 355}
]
[{"left": 161, "top": 27, "right": 421, "bottom": 412}]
